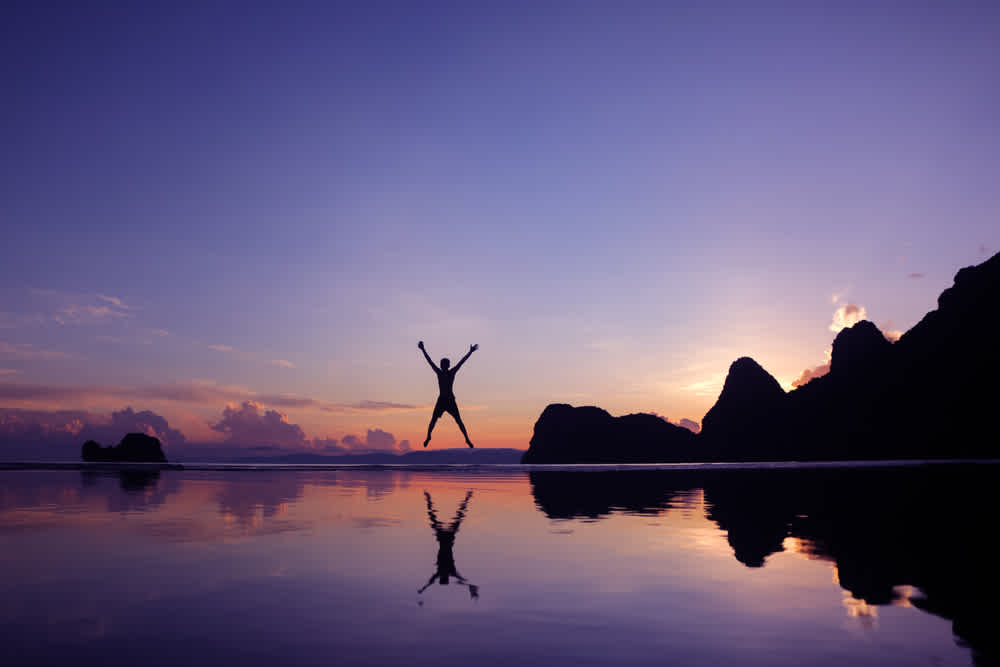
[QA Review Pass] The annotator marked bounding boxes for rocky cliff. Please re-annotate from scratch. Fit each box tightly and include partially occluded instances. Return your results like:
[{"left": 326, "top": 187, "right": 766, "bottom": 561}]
[
  {"left": 521, "top": 404, "right": 698, "bottom": 464},
  {"left": 521, "top": 251, "right": 1000, "bottom": 463}
]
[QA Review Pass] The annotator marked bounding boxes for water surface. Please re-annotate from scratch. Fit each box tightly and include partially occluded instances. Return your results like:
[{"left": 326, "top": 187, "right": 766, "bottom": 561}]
[{"left": 1, "top": 464, "right": 997, "bottom": 666}]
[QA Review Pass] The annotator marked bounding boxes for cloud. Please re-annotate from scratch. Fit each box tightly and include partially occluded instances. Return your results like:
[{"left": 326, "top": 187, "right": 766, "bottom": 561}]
[
  {"left": 677, "top": 418, "right": 701, "bottom": 434},
  {"left": 637, "top": 412, "right": 701, "bottom": 434},
  {"left": 792, "top": 348, "right": 832, "bottom": 389},
  {"left": 0, "top": 312, "right": 46, "bottom": 329},
  {"left": 210, "top": 401, "right": 307, "bottom": 447},
  {"left": 829, "top": 304, "right": 867, "bottom": 333},
  {"left": 797, "top": 303, "right": 898, "bottom": 389},
  {"left": 96, "top": 294, "right": 126, "bottom": 308},
  {"left": 0, "top": 403, "right": 412, "bottom": 461},
  {"left": 0, "top": 342, "right": 73, "bottom": 361},
  {"left": 207, "top": 346, "right": 300, "bottom": 372},
  {"left": 0, "top": 380, "right": 255, "bottom": 405},
  {"left": 0, "top": 406, "right": 184, "bottom": 460},
  {"left": 311, "top": 437, "right": 344, "bottom": 453},
  {"left": 2, "top": 289, "right": 132, "bottom": 329},
  {"left": 341, "top": 434, "right": 364, "bottom": 449},
  {"left": 324, "top": 400, "right": 420, "bottom": 412},
  {"left": 54, "top": 294, "right": 130, "bottom": 325},
  {"left": 0, "top": 369, "right": 20, "bottom": 376},
  {"left": 681, "top": 374, "right": 726, "bottom": 397},
  {"left": 908, "top": 273, "right": 924, "bottom": 279},
  {"left": 80, "top": 407, "right": 186, "bottom": 448},
  {"left": 0, "top": 382, "right": 86, "bottom": 401},
  {"left": 337, "top": 428, "right": 411, "bottom": 453},
  {"left": 0, "top": 378, "right": 419, "bottom": 419},
  {"left": 792, "top": 362, "right": 831, "bottom": 388}
]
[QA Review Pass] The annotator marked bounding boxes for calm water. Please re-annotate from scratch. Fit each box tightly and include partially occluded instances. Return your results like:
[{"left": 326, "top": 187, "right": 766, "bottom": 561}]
[{"left": 1, "top": 464, "right": 997, "bottom": 666}]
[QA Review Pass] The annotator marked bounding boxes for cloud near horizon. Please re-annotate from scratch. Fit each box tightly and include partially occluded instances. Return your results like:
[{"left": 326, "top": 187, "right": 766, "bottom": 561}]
[
  {"left": 645, "top": 412, "right": 701, "bottom": 434},
  {"left": 211, "top": 401, "right": 307, "bottom": 447},
  {"left": 0, "top": 406, "right": 185, "bottom": 459},
  {"left": 0, "top": 402, "right": 414, "bottom": 461},
  {"left": 677, "top": 418, "right": 701, "bottom": 434},
  {"left": 336, "top": 428, "right": 411, "bottom": 454}
]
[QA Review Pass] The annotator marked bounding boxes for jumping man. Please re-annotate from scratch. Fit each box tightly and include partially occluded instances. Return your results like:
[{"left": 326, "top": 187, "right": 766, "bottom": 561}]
[{"left": 418, "top": 340, "right": 477, "bottom": 448}]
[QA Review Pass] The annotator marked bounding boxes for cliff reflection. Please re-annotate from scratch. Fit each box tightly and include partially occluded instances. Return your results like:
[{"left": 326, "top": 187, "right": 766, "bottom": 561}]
[{"left": 529, "top": 465, "right": 1000, "bottom": 664}]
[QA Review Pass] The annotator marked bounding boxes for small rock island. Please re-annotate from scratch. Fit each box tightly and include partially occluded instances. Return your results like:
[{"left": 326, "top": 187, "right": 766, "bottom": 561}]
[{"left": 81, "top": 433, "right": 168, "bottom": 463}]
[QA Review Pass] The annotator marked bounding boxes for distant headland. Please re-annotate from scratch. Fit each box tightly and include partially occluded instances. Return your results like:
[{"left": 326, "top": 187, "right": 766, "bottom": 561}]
[{"left": 522, "top": 251, "right": 1000, "bottom": 464}]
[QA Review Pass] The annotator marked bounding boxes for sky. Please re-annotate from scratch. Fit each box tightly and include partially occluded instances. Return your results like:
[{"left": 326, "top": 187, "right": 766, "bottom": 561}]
[{"left": 2, "top": 1, "right": 998, "bottom": 458}]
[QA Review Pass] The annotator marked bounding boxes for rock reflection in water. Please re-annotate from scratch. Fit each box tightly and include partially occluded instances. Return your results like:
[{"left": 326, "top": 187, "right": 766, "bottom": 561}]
[{"left": 529, "top": 464, "right": 1000, "bottom": 665}]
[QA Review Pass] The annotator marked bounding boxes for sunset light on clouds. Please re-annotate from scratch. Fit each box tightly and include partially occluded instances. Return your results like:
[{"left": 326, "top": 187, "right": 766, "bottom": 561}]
[{"left": 2, "top": 2, "right": 998, "bottom": 459}]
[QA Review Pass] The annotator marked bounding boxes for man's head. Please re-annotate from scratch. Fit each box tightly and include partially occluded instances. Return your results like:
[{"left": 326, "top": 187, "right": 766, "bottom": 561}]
[{"left": 440, "top": 358, "right": 450, "bottom": 370}]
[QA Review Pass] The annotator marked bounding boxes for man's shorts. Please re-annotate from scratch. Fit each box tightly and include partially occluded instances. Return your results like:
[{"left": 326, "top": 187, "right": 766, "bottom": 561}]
[{"left": 433, "top": 395, "right": 460, "bottom": 419}]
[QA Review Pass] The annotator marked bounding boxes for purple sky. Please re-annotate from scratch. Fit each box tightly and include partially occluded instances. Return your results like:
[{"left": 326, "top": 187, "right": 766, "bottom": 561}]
[{"left": 2, "top": 2, "right": 998, "bottom": 457}]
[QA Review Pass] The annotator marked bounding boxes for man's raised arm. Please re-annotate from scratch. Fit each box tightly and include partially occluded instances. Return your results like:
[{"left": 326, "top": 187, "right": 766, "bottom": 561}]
[
  {"left": 452, "top": 344, "right": 478, "bottom": 372},
  {"left": 418, "top": 341, "right": 439, "bottom": 372}
]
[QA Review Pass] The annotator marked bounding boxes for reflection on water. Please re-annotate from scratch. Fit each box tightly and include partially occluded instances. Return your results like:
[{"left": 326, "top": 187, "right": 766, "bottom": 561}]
[
  {"left": 530, "top": 465, "right": 1000, "bottom": 664},
  {"left": 0, "top": 464, "right": 997, "bottom": 666},
  {"left": 419, "top": 491, "right": 478, "bottom": 599}
]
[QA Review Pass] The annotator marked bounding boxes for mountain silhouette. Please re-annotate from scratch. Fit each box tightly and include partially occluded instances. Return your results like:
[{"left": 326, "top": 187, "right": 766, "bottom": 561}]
[
  {"left": 521, "top": 404, "right": 697, "bottom": 464},
  {"left": 699, "top": 357, "right": 787, "bottom": 460},
  {"left": 522, "top": 251, "right": 1000, "bottom": 464}
]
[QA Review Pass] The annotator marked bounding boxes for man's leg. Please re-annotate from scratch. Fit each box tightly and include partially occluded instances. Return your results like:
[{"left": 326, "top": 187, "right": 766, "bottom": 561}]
[
  {"left": 424, "top": 408, "right": 442, "bottom": 448},
  {"left": 450, "top": 407, "right": 474, "bottom": 448}
]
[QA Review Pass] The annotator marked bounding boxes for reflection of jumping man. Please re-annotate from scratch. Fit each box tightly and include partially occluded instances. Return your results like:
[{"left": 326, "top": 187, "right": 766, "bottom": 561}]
[
  {"left": 418, "top": 491, "right": 478, "bottom": 599},
  {"left": 418, "top": 341, "right": 477, "bottom": 448}
]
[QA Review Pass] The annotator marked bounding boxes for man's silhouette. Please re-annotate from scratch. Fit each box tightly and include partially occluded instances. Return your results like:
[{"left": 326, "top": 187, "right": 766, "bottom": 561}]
[
  {"left": 418, "top": 341, "right": 477, "bottom": 448},
  {"left": 418, "top": 490, "right": 478, "bottom": 599}
]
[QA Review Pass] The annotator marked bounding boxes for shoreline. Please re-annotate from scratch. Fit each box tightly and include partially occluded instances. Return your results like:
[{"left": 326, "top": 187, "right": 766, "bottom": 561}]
[{"left": 2, "top": 458, "right": 999, "bottom": 473}]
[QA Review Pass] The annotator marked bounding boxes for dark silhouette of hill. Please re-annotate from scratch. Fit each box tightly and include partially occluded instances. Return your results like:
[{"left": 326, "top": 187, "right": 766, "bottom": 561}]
[
  {"left": 529, "top": 464, "right": 1000, "bottom": 664},
  {"left": 80, "top": 433, "right": 167, "bottom": 463},
  {"left": 522, "top": 251, "right": 1000, "bottom": 463},
  {"left": 699, "top": 357, "right": 787, "bottom": 461},
  {"left": 232, "top": 447, "right": 524, "bottom": 465},
  {"left": 520, "top": 404, "right": 698, "bottom": 464}
]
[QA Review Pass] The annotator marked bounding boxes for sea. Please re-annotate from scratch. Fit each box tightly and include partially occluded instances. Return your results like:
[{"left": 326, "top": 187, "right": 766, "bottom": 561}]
[{"left": 1, "top": 461, "right": 997, "bottom": 666}]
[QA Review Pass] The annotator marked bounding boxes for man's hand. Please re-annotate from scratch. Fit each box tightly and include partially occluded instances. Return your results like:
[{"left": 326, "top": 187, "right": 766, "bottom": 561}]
[
  {"left": 418, "top": 341, "right": 425, "bottom": 350},
  {"left": 470, "top": 344, "right": 479, "bottom": 353}
]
